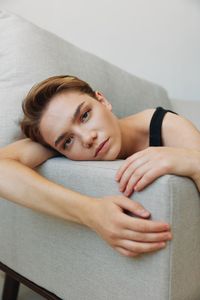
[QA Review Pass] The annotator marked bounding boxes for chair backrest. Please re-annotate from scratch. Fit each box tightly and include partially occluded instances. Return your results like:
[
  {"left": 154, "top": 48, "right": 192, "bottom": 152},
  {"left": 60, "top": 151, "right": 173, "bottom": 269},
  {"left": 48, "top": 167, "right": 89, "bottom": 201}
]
[{"left": 0, "top": 9, "right": 171, "bottom": 147}]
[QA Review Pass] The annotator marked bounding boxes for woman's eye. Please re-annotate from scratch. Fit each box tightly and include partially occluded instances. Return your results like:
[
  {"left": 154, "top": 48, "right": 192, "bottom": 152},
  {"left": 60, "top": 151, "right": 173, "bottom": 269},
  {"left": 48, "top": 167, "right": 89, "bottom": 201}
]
[
  {"left": 63, "top": 137, "right": 73, "bottom": 149},
  {"left": 81, "top": 110, "right": 90, "bottom": 122}
]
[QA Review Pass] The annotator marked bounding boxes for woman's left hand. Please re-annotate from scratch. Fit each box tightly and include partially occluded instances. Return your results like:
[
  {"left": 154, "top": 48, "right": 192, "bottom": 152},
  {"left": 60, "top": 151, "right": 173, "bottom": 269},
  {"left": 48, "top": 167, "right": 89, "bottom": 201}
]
[{"left": 115, "top": 147, "right": 200, "bottom": 196}]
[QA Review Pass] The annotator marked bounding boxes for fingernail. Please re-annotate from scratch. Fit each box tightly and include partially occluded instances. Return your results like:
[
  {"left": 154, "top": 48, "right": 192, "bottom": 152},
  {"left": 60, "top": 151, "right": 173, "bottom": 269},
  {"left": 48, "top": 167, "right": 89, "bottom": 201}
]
[
  {"left": 165, "top": 224, "right": 170, "bottom": 230},
  {"left": 141, "top": 211, "right": 150, "bottom": 217},
  {"left": 160, "top": 242, "right": 166, "bottom": 247},
  {"left": 137, "top": 210, "right": 150, "bottom": 217}
]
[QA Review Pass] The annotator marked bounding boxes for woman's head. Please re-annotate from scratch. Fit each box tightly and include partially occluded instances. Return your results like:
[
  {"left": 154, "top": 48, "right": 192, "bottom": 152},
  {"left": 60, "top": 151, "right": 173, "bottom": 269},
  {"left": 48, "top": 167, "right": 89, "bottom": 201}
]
[
  {"left": 20, "top": 75, "right": 123, "bottom": 160},
  {"left": 20, "top": 75, "right": 96, "bottom": 147}
]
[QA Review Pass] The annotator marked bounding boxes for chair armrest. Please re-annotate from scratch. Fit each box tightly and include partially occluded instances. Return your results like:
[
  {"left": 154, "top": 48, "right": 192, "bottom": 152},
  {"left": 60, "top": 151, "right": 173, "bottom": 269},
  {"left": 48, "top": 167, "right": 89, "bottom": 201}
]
[
  {"left": 1, "top": 157, "right": 200, "bottom": 299},
  {"left": 38, "top": 158, "right": 200, "bottom": 299}
]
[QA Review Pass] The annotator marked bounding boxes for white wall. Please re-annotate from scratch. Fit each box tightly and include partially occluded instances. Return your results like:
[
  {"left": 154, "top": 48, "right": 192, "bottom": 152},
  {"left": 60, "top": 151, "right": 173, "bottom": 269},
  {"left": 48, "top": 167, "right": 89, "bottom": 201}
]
[{"left": 1, "top": 0, "right": 200, "bottom": 103}]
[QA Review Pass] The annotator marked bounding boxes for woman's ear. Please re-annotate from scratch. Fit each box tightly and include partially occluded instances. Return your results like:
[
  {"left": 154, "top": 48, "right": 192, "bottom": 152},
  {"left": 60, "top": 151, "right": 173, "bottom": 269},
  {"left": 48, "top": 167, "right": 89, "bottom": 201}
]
[{"left": 94, "top": 91, "right": 112, "bottom": 111}]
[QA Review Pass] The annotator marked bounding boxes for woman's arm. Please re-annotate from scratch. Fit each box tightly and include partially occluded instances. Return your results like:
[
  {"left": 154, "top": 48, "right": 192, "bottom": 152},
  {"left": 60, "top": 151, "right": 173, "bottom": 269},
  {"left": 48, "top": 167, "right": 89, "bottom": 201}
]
[
  {"left": 162, "top": 109, "right": 200, "bottom": 150},
  {"left": 191, "top": 155, "right": 200, "bottom": 192},
  {"left": 0, "top": 158, "right": 93, "bottom": 223},
  {"left": 0, "top": 156, "right": 171, "bottom": 257},
  {"left": 116, "top": 111, "right": 200, "bottom": 195},
  {"left": 116, "top": 147, "right": 200, "bottom": 195},
  {"left": 0, "top": 138, "right": 59, "bottom": 168}
]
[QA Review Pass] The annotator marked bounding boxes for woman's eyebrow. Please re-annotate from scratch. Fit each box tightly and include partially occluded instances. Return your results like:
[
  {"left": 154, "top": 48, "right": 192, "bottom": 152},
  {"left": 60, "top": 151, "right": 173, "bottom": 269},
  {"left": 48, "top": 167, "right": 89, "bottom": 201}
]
[{"left": 54, "top": 101, "right": 85, "bottom": 147}]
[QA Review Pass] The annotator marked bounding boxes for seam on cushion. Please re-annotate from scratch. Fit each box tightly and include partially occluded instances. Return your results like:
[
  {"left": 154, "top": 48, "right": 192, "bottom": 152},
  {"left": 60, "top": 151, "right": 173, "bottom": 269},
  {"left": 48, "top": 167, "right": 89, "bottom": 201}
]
[{"left": 168, "top": 176, "right": 174, "bottom": 300}]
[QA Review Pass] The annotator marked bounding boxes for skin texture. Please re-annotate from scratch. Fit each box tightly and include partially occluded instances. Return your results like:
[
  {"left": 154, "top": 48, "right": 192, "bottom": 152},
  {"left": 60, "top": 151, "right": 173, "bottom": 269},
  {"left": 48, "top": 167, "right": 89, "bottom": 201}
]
[
  {"left": 115, "top": 106, "right": 200, "bottom": 196},
  {"left": 39, "top": 90, "right": 148, "bottom": 161},
  {"left": 116, "top": 146, "right": 200, "bottom": 196}
]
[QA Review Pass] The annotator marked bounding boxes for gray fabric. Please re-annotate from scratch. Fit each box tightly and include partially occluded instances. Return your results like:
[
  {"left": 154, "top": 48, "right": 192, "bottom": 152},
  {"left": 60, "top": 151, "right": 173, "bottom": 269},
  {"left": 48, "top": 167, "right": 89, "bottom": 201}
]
[{"left": 0, "top": 9, "right": 200, "bottom": 300}]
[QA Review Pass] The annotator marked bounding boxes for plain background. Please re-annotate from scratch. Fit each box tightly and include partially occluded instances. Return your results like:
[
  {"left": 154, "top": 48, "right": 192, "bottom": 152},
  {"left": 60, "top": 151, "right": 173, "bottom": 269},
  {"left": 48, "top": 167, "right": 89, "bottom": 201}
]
[{"left": 0, "top": 0, "right": 200, "bottom": 127}]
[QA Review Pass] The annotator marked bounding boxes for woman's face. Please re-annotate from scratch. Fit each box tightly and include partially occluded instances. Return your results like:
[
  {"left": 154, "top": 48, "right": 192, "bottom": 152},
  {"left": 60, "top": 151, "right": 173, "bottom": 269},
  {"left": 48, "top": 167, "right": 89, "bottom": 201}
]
[{"left": 39, "top": 91, "right": 122, "bottom": 160}]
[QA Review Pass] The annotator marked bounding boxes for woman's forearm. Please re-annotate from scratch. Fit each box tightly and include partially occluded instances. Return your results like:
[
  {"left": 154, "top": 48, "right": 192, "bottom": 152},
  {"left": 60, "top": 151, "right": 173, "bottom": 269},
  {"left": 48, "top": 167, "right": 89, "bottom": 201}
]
[
  {"left": 0, "top": 158, "right": 96, "bottom": 226},
  {"left": 192, "top": 169, "right": 200, "bottom": 193},
  {"left": 0, "top": 138, "right": 58, "bottom": 168},
  {"left": 194, "top": 178, "right": 200, "bottom": 192},
  {"left": 190, "top": 150, "right": 200, "bottom": 193},
  {"left": 0, "top": 158, "right": 173, "bottom": 257}
]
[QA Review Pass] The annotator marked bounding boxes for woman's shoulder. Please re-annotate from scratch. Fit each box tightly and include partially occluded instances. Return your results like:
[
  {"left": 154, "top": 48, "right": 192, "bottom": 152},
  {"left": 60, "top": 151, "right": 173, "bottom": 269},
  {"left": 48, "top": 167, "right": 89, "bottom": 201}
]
[
  {"left": 124, "top": 108, "right": 156, "bottom": 134},
  {"left": 136, "top": 108, "right": 156, "bottom": 129},
  {"left": 124, "top": 108, "right": 157, "bottom": 151},
  {"left": 141, "top": 108, "right": 156, "bottom": 119},
  {"left": 142, "top": 107, "right": 200, "bottom": 148}
]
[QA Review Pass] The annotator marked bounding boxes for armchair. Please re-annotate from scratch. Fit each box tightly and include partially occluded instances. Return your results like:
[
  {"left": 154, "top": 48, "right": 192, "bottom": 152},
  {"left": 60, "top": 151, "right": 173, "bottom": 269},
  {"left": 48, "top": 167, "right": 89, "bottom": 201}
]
[{"left": 0, "top": 9, "right": 200, "bottom": 300}]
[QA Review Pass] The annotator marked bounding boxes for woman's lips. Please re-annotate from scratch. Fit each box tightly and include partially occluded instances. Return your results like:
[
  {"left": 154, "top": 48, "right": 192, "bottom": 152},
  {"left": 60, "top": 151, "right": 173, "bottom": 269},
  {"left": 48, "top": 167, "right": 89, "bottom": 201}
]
[{"left": 95, "top": 138, "right": 110, "bottom": 157}]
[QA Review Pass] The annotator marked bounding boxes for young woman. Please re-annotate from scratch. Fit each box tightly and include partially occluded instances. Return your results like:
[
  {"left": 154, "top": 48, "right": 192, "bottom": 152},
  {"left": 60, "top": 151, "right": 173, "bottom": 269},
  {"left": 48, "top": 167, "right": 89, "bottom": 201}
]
[{"left": 0, "top": 75, "right": 200, "bottom": 258}]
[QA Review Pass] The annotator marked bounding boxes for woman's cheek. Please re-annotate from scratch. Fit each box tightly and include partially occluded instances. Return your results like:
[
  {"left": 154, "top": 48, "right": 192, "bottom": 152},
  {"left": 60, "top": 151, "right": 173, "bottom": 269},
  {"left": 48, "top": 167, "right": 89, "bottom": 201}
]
[{"left": 70, "top": 144, "right": 85, "bottom": 160}]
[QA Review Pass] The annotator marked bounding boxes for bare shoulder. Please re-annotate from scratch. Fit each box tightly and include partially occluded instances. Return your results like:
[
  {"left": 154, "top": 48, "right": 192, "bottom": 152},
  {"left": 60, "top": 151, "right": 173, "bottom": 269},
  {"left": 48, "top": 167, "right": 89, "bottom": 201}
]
[
  {"left": 140, "top": 107, "right": 190, "bottom": 129},
  {"left": 135, "top": 107, "right": 200, "bottom": 150},
  {"left": 142, "top": 108, "right": 156, "bottom": 120},
  {"left": 144, "top": 108, "right": 200, "bottom": 148},
  {"left": 126, "top": 108, "right": 156, "bottom": 134},
  {"left": 136, "top": 108, "right": 156, "bottom": 130},
  {"left": 161, "top": 110, "right": 200, "bottom": 149}
]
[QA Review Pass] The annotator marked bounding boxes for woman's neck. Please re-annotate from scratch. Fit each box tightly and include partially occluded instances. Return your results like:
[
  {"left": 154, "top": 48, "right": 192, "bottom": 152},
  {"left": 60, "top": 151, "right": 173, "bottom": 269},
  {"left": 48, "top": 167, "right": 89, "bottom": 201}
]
[{"left": 117, "top": 112, "right": 149, "bottom": 159}]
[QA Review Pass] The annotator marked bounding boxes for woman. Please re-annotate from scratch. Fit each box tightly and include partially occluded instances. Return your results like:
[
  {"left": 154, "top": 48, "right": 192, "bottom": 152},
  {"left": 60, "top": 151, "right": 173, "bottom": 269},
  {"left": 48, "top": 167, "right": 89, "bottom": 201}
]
[{"left": 0, "top": 75, "right": 200, "bottom": 257}]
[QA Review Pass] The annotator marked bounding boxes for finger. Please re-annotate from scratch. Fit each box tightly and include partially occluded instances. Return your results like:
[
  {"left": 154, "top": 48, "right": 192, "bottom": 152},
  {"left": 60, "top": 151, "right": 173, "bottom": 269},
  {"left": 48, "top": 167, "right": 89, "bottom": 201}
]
[
  {"left": 115, "top": 246, "right": 140, "bottom": 257},
  {"left": 119, "top": 163, "right": 138, "bottom": 192},
  {"left": 119, "top": 157, "right": 149, "bottom": 192},
  {"left": 115, "top": 196, "right": 151, "bottom": 218},
  {"left": 119, "top": 155, "right": 150, "bottom": 192},
  {"left": 121, "top": 229, "right": 172, "bottom": 243},
  {"left": 134, "top": 165, "right": 166, "bottom": 192},
  {"left": 123, "top": 161, "right": 151, "bottom": 196},
  {"left": 115, "top": 159, "right": 135, "bottom": 183},
  {"left": 117, "top": 239, "right": 167, "bottom": 254},
  {"left": 122, "top": 214, "right": 170, "bottom": 232},
  {"left": 115, "top": 151, "right": 145, "bottom": 181}
]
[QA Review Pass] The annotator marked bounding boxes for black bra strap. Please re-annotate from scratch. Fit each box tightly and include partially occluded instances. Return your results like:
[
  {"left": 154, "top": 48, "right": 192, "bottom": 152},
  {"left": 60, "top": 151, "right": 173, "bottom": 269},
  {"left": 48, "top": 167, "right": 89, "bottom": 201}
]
[{"left": 149, "top": 106, "right": 178, "bottom": 147}]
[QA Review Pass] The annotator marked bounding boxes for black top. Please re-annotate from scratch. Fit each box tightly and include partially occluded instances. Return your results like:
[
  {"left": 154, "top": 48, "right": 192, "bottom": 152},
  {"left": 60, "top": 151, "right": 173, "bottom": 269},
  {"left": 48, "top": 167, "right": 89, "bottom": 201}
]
[{"left": 149, "top": 106, "right": 178, "bottom": 147}]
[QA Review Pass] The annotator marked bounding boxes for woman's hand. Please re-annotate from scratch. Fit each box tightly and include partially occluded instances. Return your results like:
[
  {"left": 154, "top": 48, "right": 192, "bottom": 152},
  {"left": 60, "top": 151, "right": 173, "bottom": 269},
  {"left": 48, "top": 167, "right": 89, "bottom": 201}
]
[
  {"left": 115, "top": 146, "right": 200, "bottom": 196},
  {"left": 87, "top": 195, "right": 172, "bottom": 257}
]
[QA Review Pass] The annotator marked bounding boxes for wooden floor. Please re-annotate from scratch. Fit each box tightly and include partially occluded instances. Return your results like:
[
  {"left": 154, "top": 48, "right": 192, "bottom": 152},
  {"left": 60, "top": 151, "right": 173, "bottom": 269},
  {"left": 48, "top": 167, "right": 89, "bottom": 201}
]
[{"left": 0, "top": 271, "right": 44, "bottom": 300}]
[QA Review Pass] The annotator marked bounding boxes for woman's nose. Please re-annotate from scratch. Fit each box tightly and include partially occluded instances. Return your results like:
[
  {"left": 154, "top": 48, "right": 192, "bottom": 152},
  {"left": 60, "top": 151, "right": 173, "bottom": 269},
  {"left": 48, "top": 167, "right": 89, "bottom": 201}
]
[{"left": 82, "top": 131, "right": 97, "bottom": 148}]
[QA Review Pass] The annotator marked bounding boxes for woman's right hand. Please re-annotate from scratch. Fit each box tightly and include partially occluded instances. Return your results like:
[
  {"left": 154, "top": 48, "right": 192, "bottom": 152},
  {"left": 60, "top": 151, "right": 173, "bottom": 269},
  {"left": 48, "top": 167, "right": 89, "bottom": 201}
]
[{"left": 87, "top": 195, "right": 172, "bottom": 257}]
